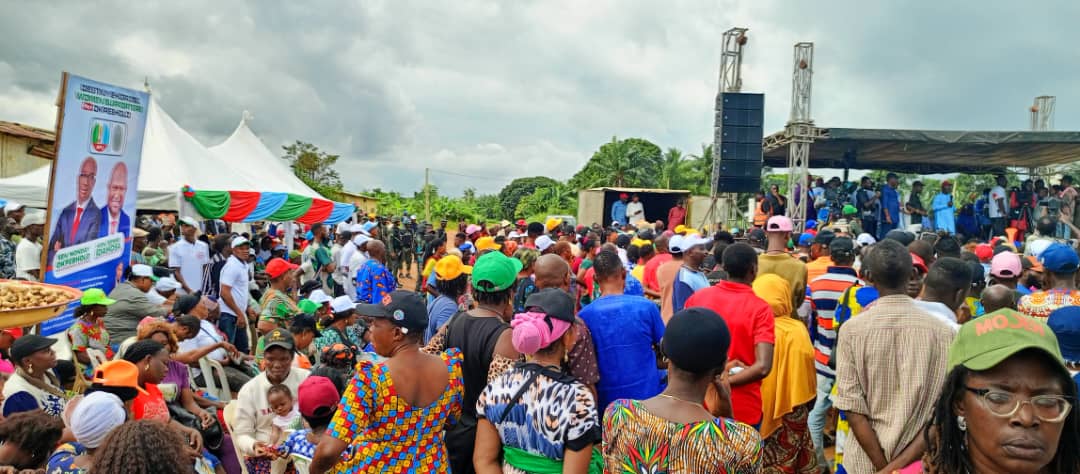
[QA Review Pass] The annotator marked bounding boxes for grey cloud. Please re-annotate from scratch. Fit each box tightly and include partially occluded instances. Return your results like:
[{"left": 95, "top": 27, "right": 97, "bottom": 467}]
[{"left": 3, "top": 0, "right": 1080, "bottom": 198}]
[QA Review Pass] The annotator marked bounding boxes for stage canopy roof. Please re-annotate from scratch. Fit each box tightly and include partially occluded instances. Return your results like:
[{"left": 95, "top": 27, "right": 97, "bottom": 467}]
[{"left": 762, "top": 127, "right": 1080, "bottom": 174}]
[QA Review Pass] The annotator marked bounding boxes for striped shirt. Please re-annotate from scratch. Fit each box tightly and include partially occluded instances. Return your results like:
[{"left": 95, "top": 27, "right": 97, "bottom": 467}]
[{"left": 808, "top": 267, "right": 861, "bottom": 378}]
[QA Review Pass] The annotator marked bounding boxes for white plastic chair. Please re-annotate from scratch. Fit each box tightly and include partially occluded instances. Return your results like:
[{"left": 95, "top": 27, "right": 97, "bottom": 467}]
[
  {"left": 84, "top": 348, "right": 108, "bottom": 369},
  {"left": 222, "top": 401, "right": 249, "bottom": 474},
  {"left": 197, "top": 358, "right": 232, "bottom": 401}
]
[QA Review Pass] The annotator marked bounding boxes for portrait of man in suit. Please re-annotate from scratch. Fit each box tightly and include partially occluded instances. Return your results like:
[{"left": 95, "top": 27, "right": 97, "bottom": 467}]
[
  {"left": 98, "top": 161, "right": 130, "bottom": 237},
  {"left": 50, "top": 156, "right": 102, "bottom": 252}
]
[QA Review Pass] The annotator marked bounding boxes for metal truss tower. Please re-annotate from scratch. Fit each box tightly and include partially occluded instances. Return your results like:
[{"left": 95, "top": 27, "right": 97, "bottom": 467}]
[
  {"left": 1029, "top": 95, "right": 1056, "bottom": 180},
  {"left": 784, "top": 43, "right": 814, "bottom": 231},
  {"left": 705, "top": 27, "right": 748, "bottom": 231}
]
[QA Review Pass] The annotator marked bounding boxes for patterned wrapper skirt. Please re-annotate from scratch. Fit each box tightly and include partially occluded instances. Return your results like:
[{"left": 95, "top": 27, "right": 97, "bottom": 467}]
[{"left": 762, "top": 402, "right": 819, "bottom": 474}]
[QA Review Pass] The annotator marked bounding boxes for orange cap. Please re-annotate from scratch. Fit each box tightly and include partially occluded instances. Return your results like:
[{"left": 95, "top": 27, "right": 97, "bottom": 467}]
[{"left": 91, "top": 360, "right": 148, "bottom": 395}]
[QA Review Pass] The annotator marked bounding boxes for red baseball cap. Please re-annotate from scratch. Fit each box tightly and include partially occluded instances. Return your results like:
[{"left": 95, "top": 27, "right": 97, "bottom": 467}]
[
  {"left": 974, "top": 244, "right": 993, "bottom": 262},
  {"left": 266, "top": 257, "right": 299, "bottom": 279},
  {"left": 515, "top": 219, "right": 526, "bottom": 227},
  {"left": 911, "top": 253, "right": 928, "bottom": 274},
  {"left": 298, "top": 375, "right": 340, "bottom": 418}
]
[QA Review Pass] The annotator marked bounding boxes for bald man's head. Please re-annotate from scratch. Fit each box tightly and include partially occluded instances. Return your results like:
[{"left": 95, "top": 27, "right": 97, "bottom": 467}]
[
  {"left": 980, "top": 284, "right": 1017, "bottom": 314},
  {"left": 366, "top": 239, "right": 386, "bottom": 262},
  {"left": 534, "top": 254, "right": 570, "bottom": 290},
  {"left": 654, "top": 234, "right": 670, "bottom": 253}
]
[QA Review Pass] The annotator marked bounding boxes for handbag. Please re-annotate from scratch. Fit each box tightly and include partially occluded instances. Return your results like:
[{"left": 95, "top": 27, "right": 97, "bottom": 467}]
[{"left": 168, "top": 403, "right": 224, "bottom": 450}]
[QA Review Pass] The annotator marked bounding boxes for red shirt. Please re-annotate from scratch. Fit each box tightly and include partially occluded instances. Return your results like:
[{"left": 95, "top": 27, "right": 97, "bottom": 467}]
[
  {"left": 667, "top": 206, "right": 687, "bottom": 229},
  {"left": 685, "top": 280, "right": 776, "bottom": 425},
  {"left": 643, "top": 252, "right": 672, "bottom": 292},
  {"left": 132, "top": 383, "right": 170, "bottom": 423}
]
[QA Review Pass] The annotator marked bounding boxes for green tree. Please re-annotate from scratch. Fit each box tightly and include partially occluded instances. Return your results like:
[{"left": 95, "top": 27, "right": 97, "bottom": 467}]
[
  {"left": 282, "top": 141, "right": 344, "bottom": 198},
  {"left": 568, "top": 136, "right": 663, "bottom": 189},
  {"left": 658, "top": 148, "right": 694, "bottom": 190},
  {"left": 496, "top": 176, "right": 560, "bottom": 220},
  {"left": 516, "top": 183, "right": 577, "bottom": 220}
]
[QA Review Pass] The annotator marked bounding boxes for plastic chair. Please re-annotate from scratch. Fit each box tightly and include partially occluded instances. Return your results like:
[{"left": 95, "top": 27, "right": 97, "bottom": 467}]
[
  {"left": 222, "top": 401, "right": 249, "bottom": 474},
  {"left": 197, "top": 358, "right": 232, "bottom": 401},
  {"left": 84, "top": 348, "right": 108, "bottom": 369}
]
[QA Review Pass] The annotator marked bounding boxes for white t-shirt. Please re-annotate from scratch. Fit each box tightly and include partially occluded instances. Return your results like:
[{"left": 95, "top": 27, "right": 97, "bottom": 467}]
[
  {"left": 989, "top": 186, "right": 1009, "bottom": 219},
  {"left": 219, "top": 255, "right": 250, "bottom": 316},
  {"left": 14, "top": 239, "right": 41, "bottom": 281},
  {"left": 168, "top": 239, "right": 210, "bottom": 294},
  {"left": 179, "top": 319, "right": 229, "bottom": 377},
  {"left": 626, "top": 201, "right": 645, "bottom": 224}
]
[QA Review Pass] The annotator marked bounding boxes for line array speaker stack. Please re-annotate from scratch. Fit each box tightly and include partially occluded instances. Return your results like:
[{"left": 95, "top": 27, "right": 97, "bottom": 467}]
[{"left": 716, "top": 92, "right": 764, "bottom": 193}]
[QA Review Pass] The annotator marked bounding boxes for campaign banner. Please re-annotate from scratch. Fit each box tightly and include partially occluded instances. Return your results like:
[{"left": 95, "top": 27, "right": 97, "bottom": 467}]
[{"left": 41, "top": 73, "right": 148, "bottom": 336}]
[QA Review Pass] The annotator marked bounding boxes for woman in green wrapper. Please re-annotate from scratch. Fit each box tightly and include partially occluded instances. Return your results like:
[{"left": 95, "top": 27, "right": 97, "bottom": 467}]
[{"left": 474, "top": 288, "right": 602, "bottom": 474}]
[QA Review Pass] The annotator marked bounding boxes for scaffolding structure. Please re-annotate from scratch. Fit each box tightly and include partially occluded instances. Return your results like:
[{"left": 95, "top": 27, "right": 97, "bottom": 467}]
[
  {"left": 705, "top": 27, "right": 749, "bottom": 231},
  {"left": 783, "top": 43, "right": 815, "bottom": 232}
]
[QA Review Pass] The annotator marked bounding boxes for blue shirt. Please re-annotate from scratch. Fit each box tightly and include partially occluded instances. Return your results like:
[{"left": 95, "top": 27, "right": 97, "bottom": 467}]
[
  {"left": 932, "top": 193, "right": 956, "bottom": 234},
  {"left": 355, "top": 259, "right": 396, "bottom": 304},
  {"left": 624, "top": 273, "right": 645, "bottom": 297},
  {"left": 882, "top": 185, "right": 901, "bottom": 224},
  {"left": 579, "top": 294, "right": 665, "bottom": 410},
  {"left": 426, "top": 295, "right": 459, "bottom": 342},
  {"left": 671, "top": 267, "right": 709, "bottom": 313},
  {"left": 611, "top": 200, "right": 628, "bottom": 226}
]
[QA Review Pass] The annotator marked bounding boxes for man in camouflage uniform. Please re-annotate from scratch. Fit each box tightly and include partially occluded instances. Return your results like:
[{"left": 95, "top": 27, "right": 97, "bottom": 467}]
[
  {"left": 400, "top": 218, "right": 415, "bottom": 279},
  {"left": 388, "top": 218, "right": 406, "bottom": 282}
]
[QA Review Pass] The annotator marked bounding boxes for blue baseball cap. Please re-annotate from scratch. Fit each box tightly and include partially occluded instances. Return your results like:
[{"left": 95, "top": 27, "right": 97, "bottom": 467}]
[
  {"left": 798, "top": 233, "right": 814, "bottom": 246},
  {"left": 806, "top": 219, "right": 817, "bottom": 230},
  {"left": 1039, "top": 242, "right": 1079, "bottom": 274}
]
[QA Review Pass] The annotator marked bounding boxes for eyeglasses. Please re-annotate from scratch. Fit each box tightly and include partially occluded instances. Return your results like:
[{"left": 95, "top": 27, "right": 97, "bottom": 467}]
[{"left": 965, "top": 386, "right": 1073, "bottom": 423}]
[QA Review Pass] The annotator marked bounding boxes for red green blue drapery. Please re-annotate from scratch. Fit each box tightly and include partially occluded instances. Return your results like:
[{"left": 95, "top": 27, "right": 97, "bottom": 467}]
[{"left": 182, "top": 186, "right": 355, "bottom": 224}]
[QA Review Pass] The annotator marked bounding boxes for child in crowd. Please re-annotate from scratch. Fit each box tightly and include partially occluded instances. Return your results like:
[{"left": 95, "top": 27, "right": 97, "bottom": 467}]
[
  {"left": 245, "top": 384, "right": 301, "bottom": 473},
  {"left": 269, "top": 384, "right": 301, "bottom": 446}
]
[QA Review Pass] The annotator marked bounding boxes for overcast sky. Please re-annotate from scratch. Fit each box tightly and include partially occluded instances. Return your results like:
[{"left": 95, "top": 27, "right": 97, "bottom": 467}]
[{"left": 4, "top": 1, "right": 1080, "bottom": 196}]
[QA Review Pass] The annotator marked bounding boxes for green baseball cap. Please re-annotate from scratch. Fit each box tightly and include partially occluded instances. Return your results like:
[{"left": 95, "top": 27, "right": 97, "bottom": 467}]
[
  {"left": 949, "top": 309, "right": 1066, "bottom": 373},
  {"left": 297, "top": 299, "right": 320, "bottom": 314},
  {"left": 80, "top": 288, "right": 116, "bottom": 306},
  {"left": 842, "top": 204, "right": 858, "bottom": 216},
  {"left": 471, "top": 251, "right": 523, "bottom": 292}
]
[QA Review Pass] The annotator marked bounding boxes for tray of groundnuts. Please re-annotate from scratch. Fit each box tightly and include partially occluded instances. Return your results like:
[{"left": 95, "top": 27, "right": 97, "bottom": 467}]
[{"left": 0, "top": 280, "right": 82, "bottom": 329}]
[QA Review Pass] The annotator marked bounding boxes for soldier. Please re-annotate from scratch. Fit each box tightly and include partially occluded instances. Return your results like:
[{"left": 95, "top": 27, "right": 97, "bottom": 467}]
[
  {"left": 387, "top": 216, "right": 404, "bottom": 280},
  {"left": 400, "top": 217, "right": 415, "bottom": 279}
]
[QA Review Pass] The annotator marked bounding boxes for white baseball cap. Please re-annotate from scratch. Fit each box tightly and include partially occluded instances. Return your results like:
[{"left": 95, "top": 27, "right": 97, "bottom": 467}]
[
  {"left": 231, "top": 236, "right": 251, "bottom": 248},
  {"left": 20, "top": 211, "right": 45, "bottom": 227},
  {"left": 131, "top": 264, "right": 157, "bottom": 280},
  {"left": 535, "top": 235, "right": 555, "bottom": 252},
  {"left": 681, "top": 234, "right": 712, "bottom": 251},
  {"left": 349, "top": 223, "right": 364, "bottom": 233},
  {"left": 155, "top": 277, "right": 182, "bottom": 292},
  {"left": 3, "top": 201, "right": 24, "bottom": 213},
  {"left": 855, "top": 233, "right": 877, "bottom": 247},
  {"left": 507, "top": 230, "right": 521, "bottom": 239},
  {"left": 353, "top": 233, "right": 371, "bottom": 246},
  {"left": 178, "top": 216, "right": 199, "bottom": 227},
  {"left": 330, "top": 295, "right": 357, "bottom": 314},
  {"left": 668, "top": 234, "right": 686, "bottom": 254},
  {"left": 308, "top": 289, "right": 333, "bottom": 305}
]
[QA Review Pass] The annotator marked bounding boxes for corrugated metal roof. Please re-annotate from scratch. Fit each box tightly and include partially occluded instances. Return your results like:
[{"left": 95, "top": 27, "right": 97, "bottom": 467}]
[
  {"left": 763, "top": 127, "right": 1080, "bottom": 173},
  {"left": 0, "top": 121, "right": 54, "bottom": 142}
]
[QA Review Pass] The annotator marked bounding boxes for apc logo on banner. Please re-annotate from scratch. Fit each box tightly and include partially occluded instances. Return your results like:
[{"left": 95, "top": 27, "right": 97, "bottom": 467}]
[{"left": 88, "top": 118, "right": 126, "bottom": 156}]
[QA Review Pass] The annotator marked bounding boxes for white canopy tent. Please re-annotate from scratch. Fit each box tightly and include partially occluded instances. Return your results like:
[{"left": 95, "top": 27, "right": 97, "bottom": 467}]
[
  {"left": 208, "top": 114, "right": 323, "bottom": 199},
  {"left": 0, "top": 99, "right": 320, "bottom": 210}
]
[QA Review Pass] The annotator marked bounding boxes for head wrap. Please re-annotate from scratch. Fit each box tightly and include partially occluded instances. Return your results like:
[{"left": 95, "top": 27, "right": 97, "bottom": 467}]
[
  {"left": 753, "top": 273, "right": 793, "bottom": 318},
  {"left": 69, "top": 391, "right": 126, "bottom": 448},
  {"left": 510, "top": 311, "right": 572, "bottom": 355}
]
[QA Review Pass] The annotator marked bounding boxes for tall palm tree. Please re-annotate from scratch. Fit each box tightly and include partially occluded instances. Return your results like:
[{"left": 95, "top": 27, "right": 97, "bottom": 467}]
[
  {"left": 569, "top": 136, "right": 662, "bottom": 189},
  {"left": 659, "top": 148, "right": 691, "bottom": 190}
]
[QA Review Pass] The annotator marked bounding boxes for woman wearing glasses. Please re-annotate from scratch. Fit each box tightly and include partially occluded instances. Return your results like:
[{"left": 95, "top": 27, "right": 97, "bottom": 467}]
[{"left": 914, "top": 309, "right": 1080, "bottom": 473}]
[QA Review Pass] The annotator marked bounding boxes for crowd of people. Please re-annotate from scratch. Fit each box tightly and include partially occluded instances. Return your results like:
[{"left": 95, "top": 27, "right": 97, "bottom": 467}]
[
  {"left": 754, "top": 174, "right": 1080, "bottom": 244},
  {"left": 1, "top": 182, "right": 1080, "bottom": 473}
]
